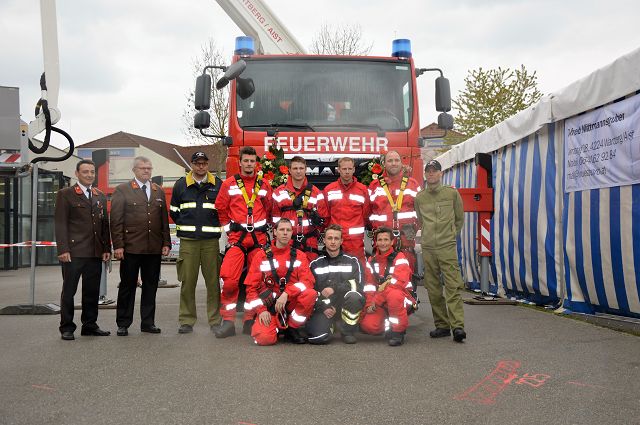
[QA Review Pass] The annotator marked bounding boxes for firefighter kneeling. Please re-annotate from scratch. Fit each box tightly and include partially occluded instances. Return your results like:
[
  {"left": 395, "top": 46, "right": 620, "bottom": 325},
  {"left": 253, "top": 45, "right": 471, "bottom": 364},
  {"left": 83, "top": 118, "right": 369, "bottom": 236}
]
[
  {"left": 360, "top": 227, "right": 416, "bottom": 346},
  {"left": 245, "top": 219, "right": 316, "bottom": 345},
  {"left": 306, "top": 224, "right": 364, "bottom": 344}
]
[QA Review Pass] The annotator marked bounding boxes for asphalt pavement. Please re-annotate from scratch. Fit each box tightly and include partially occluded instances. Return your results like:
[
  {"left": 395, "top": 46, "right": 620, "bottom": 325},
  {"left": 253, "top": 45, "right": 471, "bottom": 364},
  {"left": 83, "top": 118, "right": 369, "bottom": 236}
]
[{"left": 0, "top": 262, "right": 638, "bottom": 425}]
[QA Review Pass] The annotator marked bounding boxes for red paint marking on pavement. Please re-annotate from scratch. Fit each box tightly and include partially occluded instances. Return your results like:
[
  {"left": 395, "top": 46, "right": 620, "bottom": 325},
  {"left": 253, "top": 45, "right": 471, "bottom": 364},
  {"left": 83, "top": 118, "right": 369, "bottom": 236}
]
[
  {"left": 31, "top": 384, "right": 54, "bottom": 391},
  {"left": 566, "top": 381, "right": 605, "bottom": 389},
  {"left": 515, "top": 373, "right": 551, "bottom": 388},
  {"left": 454, "top": 360, "right": 521, "bottom": 405}
]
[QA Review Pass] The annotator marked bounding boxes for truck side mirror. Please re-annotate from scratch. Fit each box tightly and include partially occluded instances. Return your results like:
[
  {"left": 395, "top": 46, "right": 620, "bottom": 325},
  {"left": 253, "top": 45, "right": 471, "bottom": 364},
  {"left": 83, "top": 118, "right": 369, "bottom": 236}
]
[
  {"left": 216, "top": 60, "right": 247, "bottom": 89},
  {"left": 236, "top": 77, "right": 255, "bottom": 100},
  {"left": 195, "top": 74, "right": 212, "bottom": 110},
  {"left": 194, "top": 111, "right": 211, "bottom": 130},
  {"left": 438, "top": 112, "right": 454, "bottom": 130},
  {"left": 435, "top": 76, "right": 451, "bottom": 112}
]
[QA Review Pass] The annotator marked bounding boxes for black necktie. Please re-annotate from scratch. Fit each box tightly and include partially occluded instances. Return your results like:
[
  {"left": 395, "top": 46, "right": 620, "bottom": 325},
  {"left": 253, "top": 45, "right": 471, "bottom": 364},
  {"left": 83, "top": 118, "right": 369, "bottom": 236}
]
[
  {"left": 87, "top": 187, "right": 92, "bottom": 201},
  {"left": 141, "top": 184, "right": 148, "bottom": 201}
]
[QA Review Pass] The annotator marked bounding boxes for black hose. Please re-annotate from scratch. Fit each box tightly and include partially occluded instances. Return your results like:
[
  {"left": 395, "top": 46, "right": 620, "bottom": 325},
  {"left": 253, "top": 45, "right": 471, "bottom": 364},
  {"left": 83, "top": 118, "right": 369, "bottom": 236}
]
[{"left": 30, "top": 126, "right": 74, "bottom": 164}]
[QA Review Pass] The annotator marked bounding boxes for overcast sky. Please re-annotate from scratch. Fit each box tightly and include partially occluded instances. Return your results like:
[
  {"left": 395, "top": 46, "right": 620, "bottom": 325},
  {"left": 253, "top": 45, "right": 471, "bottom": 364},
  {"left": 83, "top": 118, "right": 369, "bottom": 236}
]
[{"left": 1, "top": 0, "right": 639, "bottom": 148}]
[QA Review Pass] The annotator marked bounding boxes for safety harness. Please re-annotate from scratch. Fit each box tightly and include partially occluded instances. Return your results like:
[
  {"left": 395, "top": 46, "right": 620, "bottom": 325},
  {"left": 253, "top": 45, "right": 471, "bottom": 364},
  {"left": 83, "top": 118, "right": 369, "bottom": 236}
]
[
  {"left": 280, "top": 183, "right": 321, "bottom": 254},
  {"left": 379, "top": 175, "right": 409, "bottom": 237},
  {"left": 259, "top": 245, "right": 298, "bottom": 326},
  {"left": 264, "top": 245, "right": 298, "bottom": 293},
  {"left": 369, "top": 250, "right": 400, "bottom": 285},
  {"left": 230, "top": 173, "right": 269, "bottom": 255}
]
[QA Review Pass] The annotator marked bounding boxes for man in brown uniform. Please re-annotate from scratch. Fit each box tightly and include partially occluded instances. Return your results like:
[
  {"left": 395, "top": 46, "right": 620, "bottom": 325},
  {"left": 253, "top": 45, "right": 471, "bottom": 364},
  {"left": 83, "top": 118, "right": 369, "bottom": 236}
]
[
  {"left": 111, "top": 156, "right": 171, "bottom": 336},
  {"left": 55, "top": 159, "right": 111, "bottom": 341}
]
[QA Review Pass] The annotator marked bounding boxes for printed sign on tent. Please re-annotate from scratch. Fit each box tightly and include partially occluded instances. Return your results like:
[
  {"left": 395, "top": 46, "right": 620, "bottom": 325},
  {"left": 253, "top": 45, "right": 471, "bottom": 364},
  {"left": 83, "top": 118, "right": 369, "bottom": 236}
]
[{"left": 564, "top": 94, "right": 640, "bottom": 192}]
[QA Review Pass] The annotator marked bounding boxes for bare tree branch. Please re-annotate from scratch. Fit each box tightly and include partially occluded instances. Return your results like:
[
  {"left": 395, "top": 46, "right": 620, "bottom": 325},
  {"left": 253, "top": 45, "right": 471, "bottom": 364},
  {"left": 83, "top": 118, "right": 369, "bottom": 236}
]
[
  {"left": 310, "top": 23, "right": 373, "bottom": 55},
  {"left": 181, "top": 39, "right": 229, "bottom": 171}
]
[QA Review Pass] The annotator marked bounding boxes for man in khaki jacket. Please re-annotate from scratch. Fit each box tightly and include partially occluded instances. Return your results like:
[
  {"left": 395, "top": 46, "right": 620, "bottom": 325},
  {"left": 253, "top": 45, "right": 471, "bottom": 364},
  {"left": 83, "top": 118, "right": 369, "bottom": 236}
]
[
  {"left": 110, "top": 156, "right": 170, "bottom": 336},
  {"left": 414, "top": 159, "right": 466, "bottom": 343}
]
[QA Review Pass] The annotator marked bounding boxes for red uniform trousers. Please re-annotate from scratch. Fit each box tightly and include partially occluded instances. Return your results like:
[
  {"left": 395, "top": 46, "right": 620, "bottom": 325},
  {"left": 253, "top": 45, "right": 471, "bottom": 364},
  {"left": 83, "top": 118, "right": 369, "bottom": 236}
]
[
  {"left": 251, "top": 289, "right": 317, "bottom": 346},
  {"left": 360, "top": 286, "right": 415, "bottom": 334},
  {"left": 219, "top": 233, "right": 267, "bottom": 322},
  {"left": 342, "top": 236, "right": 366, "bottom": 267}
]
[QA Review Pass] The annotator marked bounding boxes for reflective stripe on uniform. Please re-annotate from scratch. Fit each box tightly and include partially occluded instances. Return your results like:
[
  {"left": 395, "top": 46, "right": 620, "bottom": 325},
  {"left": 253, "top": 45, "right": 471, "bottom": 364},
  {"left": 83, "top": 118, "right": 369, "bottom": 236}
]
[
  {"left": 348, "top": 227, "right": 365, "bottom": 235},
  {"left": 388, "top": 317, "right": 400, "bottom": 324},
  {"left": 176, "top": 225, "right": 196, "bottom": 232},
  {"left": 348, "top": 194, "right": 365, "bottom": 203},
  {"left": 225, "top": 303, "right": 237, "bottom": 310},
  {"left": 245, "top": 299, "right": 263, "bottom": 310},
  {"left": 202, "top": 202, "right": 216, "bottom": 209},
  {"left": 399, "top": 189, "right": 418, "bottom": 197},
  {"left": 286, "top": 260, "right": 302, "bottom": 268},
  {"left": 293, "top": 282, "right": 307, "bottom": 292},
  {"left": 327, "top": 191, "right": 343, "bottom": 201},
  {"left": 370, "top": 214, "right": 387, "bottom": 222},
  {"left": 395, "top": 258, "right": 410, "bottom": 266},
  {"left": 313, "top": 265, "right": 354, "bottom": 275},
  {"left": 397, "top": 211, "right": 417, "bottom": 219},
  {"left": 290, "top": 310, "right": 307, "bottom": 323},
  {"left": 180, "top": 202, "right": 197, "bottom": 209},
  {"left": 363, "top": 284, "right": 377, "bottom": 292},
  {"left": 202, "top": 226, "right": 222, "bottom": 233},
  {"left": 170, "top": 205, "right": 180, "bottom": 212},
  {"left": 272, "top": 191, "right": 290, "bottom": 202}
]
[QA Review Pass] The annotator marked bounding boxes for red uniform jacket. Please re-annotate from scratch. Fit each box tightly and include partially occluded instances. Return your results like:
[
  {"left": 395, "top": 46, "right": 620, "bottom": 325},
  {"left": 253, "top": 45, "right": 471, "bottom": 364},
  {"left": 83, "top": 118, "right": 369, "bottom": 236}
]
[
  {"left": 244, "top": 243, "right": 316, "bottom": 315},
  {"left": 363, "top": 249, "right": 414, "bottom": 308},
  {"left": 368, "top": 172, "right": 421, "bottom": 233},
  {"left": 323, "top": 177, "right": 370, "bottom": 241},
  {"left": 217, "top": 173, "right": 273, "bottom": 245},
  {"left": 272, "top": 177, "right": 329, "bottom": 250}
]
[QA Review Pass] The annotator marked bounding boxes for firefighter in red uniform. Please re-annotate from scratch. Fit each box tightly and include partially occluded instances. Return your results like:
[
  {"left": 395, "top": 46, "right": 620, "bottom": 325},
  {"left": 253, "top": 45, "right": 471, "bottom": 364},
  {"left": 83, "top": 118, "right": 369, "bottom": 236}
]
[
  {"left": 245, "top": 219, "right": 317, "bottom": 345},
  {"left": 323, "top": 157, "right": 370, "bottom": 266},
  {"left": 272, "top": 156, "right": 328, "bottom": 262},
  {"left": 368, "top": 150, "right": 421, "bottom": 274},
  {"left": 215, "top": 146, "right": 273, "bottom": 338},
  {"left": 360, "top": 227, "right": 416, "bottom": 346}
]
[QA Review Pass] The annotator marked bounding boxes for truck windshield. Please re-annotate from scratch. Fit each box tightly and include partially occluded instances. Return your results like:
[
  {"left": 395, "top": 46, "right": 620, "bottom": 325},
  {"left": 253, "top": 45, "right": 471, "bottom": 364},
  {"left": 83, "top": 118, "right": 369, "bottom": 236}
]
[{"left": 236, "top": 58, "right": 413, "bottom": 131}]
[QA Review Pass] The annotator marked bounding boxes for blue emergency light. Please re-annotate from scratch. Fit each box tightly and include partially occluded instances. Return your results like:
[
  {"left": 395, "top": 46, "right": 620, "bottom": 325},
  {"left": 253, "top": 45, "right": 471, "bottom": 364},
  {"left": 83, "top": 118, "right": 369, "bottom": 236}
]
[
  {"left": 391, "top": 39, "right": 412, "bottom": 58},
  {"left": 234, "top": 36, "right": 255, "bottom": 56}
]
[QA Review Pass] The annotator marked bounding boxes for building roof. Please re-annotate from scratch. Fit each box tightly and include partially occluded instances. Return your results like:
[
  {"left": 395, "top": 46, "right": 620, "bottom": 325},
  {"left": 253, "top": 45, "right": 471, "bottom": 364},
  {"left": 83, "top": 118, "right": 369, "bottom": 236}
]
[
  {"left": 79, "top": 131, "right": 225, "bottom": 169},
  {"left": 420, "top": 123, "right": 465, "bottom": 139}
]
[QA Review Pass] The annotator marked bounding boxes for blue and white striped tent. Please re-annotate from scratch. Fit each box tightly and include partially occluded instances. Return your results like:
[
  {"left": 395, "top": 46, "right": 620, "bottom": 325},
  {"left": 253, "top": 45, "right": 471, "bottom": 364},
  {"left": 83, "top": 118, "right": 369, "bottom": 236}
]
[{"left": 437, "top": 47, "right": 640, "bottom": 318}]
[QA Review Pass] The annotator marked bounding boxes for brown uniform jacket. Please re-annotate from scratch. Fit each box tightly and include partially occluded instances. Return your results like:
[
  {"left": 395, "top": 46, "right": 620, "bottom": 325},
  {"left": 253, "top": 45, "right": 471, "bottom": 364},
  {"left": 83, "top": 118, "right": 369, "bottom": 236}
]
[
  {"left": 55, "top": 184, "right": 111, "bottom": 258},
  {"left": 110, "top": 180, "right": 170, "bottom": 254}
]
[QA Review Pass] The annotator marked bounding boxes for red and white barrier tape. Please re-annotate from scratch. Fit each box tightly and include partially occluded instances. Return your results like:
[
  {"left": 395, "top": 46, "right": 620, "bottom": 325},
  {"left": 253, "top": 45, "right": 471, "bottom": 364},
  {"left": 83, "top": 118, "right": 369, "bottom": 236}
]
[{"left": 0, "top": 241, "right": 57, "bottom": 248}]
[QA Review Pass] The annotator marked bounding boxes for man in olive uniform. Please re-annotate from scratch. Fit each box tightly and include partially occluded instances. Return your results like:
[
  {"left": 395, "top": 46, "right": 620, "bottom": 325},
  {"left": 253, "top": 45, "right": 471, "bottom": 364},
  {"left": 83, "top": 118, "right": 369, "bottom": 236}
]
[
  {"left": 55, "top": 159, "right": 111, "bottom": 340},
  {"left": 170, "top": 151, "right": 223, "bottom": 334},
  {"left": 414, "top": 160, "right": 466, "bottom": 342}
]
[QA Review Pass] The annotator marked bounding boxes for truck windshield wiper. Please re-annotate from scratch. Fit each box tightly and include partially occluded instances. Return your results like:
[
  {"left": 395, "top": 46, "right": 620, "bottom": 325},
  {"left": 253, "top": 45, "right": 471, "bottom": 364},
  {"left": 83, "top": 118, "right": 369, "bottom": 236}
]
[
  {"left": 242, "top": 123, "right": 315, "bottom": 132},
  {"left": 313, "top": 123, "right": 386, "bottom": 136}
]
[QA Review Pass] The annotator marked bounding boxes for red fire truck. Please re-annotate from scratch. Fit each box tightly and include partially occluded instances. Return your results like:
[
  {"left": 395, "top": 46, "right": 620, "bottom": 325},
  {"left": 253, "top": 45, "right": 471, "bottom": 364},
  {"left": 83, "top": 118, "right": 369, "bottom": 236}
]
[{"left": 194, "top": 1, "right": 453, "bottom": 185}]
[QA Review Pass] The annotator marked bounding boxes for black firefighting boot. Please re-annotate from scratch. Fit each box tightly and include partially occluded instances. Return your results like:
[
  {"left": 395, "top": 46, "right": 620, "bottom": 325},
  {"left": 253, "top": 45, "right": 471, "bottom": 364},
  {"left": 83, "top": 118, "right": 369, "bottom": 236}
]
[
  {"left": 214, "top": 320, "right": 236, "bottom": 338},
  {"left": 286, "top": 327, "right": 307, "bottom": 344},
  {"left": 242, "top": 319, "right": 255, "bottom": 335},
  {"left": 453, "top": 328, "right": 467, "bottom": 343},
  {"left": 388, "top": 331, "right": 405, "bottom": 347}
]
